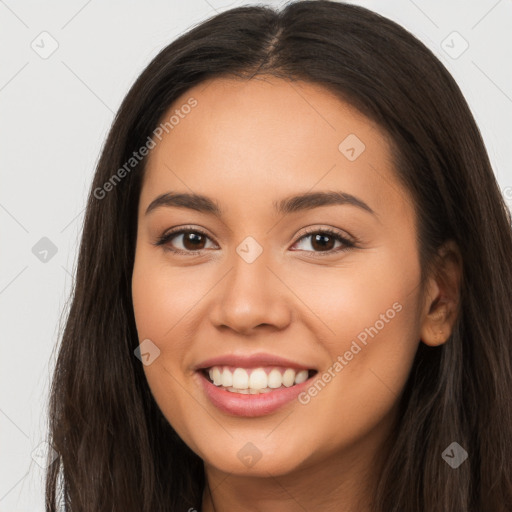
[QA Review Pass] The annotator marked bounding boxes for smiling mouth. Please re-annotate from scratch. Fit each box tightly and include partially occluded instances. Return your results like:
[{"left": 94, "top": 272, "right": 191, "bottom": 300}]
[{"left": 201, "top": 366, "right": 318, "bottom": 394}]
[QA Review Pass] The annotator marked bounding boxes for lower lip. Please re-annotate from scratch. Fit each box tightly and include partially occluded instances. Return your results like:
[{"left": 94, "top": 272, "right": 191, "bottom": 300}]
[{"left": 197, "top": 370, "right": 314, "bottom": 417}]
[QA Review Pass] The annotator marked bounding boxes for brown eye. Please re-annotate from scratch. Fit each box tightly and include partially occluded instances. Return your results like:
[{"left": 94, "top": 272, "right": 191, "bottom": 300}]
[
  {"left": 292, "top": 228, "right": 355, "bottom": 255},
  {"left": 181, "top": 231, "right": 207, "bottom": 251},
  {"left": 155, "top": 228, "right": 217, "bottom": 254},
  {"left": 310, "top": 233, "right": 336, "bottom": 251}
]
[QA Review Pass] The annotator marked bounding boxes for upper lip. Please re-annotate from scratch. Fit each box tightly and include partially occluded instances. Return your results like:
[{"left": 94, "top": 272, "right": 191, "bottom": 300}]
[{"left": 194, "top": 352, "right": 315, "bottom": 371}]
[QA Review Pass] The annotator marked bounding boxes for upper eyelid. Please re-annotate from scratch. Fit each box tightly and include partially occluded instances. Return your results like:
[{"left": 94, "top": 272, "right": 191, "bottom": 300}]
[{"left": 297, "top": 226, "right": 354, "bottom": 242}]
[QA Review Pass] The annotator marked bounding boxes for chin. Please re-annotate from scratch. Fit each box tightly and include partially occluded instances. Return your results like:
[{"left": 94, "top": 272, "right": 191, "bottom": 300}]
[{"left": 195, "top": 432, "right": 315, "bottom": 477}]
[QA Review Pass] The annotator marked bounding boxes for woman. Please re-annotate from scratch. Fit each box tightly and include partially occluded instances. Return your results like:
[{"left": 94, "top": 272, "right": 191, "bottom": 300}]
[{"left": 45, "top": 1, "right": 512, "bottom": 510}]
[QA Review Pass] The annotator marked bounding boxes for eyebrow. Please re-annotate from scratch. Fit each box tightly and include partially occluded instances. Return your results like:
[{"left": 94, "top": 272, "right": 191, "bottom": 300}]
[{"left": 145, "top": 190, "right": 375, "bottom": 217}]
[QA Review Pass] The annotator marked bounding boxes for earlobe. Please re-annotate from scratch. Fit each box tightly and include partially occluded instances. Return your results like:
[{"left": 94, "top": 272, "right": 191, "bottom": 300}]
[
  {"left": 420, "top": 240, "right": 462, "bottom": 347},
  {"left": 421, "top": 300, "right": 452, "bottom": 346}
]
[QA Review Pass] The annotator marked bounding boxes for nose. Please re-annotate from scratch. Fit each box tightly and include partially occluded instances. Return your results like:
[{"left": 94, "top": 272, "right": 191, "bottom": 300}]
[{"left": 208, "top": 251, "right": 293, "bottom": 336}]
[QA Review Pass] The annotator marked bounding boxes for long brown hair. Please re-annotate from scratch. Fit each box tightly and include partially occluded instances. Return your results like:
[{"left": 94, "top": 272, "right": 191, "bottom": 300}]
[{"left": 45, "top": 1, "right": 512, "bottom": 510}]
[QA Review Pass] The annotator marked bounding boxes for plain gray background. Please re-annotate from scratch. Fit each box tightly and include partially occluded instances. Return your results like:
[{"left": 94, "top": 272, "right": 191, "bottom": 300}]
[{"left": 1, "top": 0, "right": 511, "bottom": 509}]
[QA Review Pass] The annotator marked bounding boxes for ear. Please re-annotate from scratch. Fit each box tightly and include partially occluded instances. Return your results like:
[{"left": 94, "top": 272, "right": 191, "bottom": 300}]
[{"left": 420, "top": 240, "right": 462, "bottom": 347}]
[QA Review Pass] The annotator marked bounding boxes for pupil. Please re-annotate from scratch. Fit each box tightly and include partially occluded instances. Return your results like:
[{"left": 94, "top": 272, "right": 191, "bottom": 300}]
[
  {"left": 312, "top": 233, "right": 334, "bottom": 251},
  {"left": 184, "top": 232, "right": 205, "bottom": 250}
]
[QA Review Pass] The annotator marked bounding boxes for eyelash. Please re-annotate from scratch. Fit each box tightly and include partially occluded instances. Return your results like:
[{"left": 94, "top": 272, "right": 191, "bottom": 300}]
[{"left": 153, "top": 225, "right": 356, "bottom": 257}]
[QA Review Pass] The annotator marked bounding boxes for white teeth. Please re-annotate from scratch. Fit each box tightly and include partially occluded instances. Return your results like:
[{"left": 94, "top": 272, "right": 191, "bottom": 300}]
[
  {"left": 212, "top": 367, "right": 222, "bottom": 386},
  {"left": 232, "top": 368, "right": 249, "bottom": 389},
  {"left": 205, "top": 365, "right": 312, "bottom": 392},
  {"left": 268, "top": 368, "right": 283, "bottom": 389},
  {"left": 248, "top": 368, "right": 268, "bottom": 390},
  {"left": 282, "top": 368, "right": 296, "bottom": 387},
  {"left": 221, "top": 367, "right": 233, "bottom": 387},
  {"left": 294, "top": 369, "right": 308, "bottom": 384}
]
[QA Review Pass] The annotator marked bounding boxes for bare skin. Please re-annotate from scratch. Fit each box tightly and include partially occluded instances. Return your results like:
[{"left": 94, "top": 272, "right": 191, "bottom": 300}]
[{"left": 131, "top": 76, "right": 461, "bottom": 512}]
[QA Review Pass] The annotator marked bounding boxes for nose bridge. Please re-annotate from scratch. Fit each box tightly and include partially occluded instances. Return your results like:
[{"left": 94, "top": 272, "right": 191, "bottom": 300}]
[{"left": 210, "top": 238, "right": 292, "bottom": 333}]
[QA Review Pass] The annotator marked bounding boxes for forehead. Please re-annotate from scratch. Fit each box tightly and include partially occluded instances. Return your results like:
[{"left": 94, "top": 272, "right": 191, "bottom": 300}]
[{"left": 141, "top": 76, "right": 410, "bottom": 222}]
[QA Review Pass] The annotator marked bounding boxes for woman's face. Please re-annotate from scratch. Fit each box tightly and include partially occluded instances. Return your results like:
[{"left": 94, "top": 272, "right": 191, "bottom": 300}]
[{"left": 132, "top": 76, "right": 429, "bottom": 478}]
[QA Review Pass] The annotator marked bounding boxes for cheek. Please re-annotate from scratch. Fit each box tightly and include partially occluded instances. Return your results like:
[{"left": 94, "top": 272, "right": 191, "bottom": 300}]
[
  {"left": 292, "top": 300, "right": 420, "bottom": 464},
  {"left": 282, "top": 247, "right": 419, "bottom": 356},
  {"left": 321, "top": 324, "right": 417, "bottom": 456},
  {"left": 286, "top": 253, "right": 421, "bottom": 439},
  {"left": 131, "top": 250, "right": 213, "bottom": 447},
  {"left": 131, "top": 249, "right": 202, "bottom": 342}
]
